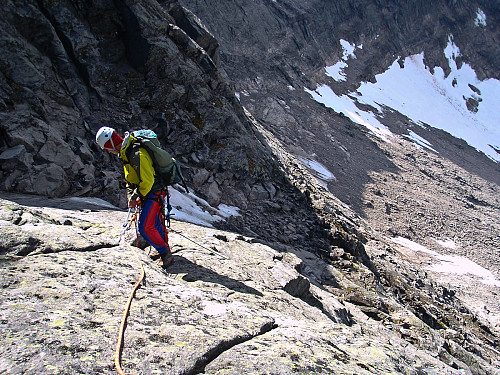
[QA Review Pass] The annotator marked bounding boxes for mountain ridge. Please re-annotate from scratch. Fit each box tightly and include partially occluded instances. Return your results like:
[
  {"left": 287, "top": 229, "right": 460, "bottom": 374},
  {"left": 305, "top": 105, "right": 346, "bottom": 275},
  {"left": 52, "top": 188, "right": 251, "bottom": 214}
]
[
  {"left": 0, "top": 0, "right": 499, "bottom": 373},
  {"left": 176, "top": 0, "right": 499, "bottom": 282}
]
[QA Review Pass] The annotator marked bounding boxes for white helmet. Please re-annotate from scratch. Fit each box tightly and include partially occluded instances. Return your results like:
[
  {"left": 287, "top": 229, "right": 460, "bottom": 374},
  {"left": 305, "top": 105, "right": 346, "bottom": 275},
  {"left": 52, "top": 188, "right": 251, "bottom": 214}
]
[{"left": 96, "top": 126, "right": 116, "bottom": 150}]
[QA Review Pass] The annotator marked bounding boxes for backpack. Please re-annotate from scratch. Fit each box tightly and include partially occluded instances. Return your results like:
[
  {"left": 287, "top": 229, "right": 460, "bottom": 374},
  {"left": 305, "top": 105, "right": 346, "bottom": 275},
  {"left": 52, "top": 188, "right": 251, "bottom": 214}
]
[{"left": 124, "top": 129, "right": 189, "bottom": 192}]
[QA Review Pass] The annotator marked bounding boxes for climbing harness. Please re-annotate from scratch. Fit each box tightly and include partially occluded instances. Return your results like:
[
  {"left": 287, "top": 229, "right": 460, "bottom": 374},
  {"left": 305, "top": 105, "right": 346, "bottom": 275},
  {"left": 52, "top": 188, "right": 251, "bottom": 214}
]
[{"left": 115, "top": 208, "right": 144, "bottom": 375}]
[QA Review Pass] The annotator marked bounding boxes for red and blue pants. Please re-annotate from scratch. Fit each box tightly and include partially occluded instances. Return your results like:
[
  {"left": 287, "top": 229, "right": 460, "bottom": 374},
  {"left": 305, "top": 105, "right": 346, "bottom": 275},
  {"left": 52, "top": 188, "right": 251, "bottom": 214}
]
[{"left": 138, "top": 192, "right": 169, "bottom": 255}]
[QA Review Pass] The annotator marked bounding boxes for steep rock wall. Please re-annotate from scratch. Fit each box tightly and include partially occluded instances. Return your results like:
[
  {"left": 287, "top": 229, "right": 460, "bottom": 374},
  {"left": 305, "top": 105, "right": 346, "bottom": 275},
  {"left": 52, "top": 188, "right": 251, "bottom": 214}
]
[{"left": 0, "top": 0, "right": 280, "bottom": 208}]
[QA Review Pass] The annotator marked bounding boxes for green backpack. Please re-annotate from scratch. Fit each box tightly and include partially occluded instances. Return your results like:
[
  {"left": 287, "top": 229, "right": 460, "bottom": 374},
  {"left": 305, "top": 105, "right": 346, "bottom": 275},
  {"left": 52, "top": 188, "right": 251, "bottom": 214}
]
[{"left": 124, "top": 129, "right": 188, "bottom": 192}]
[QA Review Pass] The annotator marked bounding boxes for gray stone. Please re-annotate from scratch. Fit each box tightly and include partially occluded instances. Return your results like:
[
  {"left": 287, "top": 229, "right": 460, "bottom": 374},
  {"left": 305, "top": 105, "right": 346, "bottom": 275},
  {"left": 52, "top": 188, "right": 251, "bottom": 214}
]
[
  {"left": 205, "top": 180, "right": 221, "bottom": 206},
  {"left": 192, "top": 168, "right": 210, "bottom": 187},
  {"left": 1, "top": 193, "right": 498, "bottom": 374},
  {"left": 0, "top": 145, "right": 32, "bottom": 171},
  {"left": 248, "top": 183, "right": 269, "bottom": 200},
  {"left": 0, "top": 169, "right": 23, "bottom": 191},
  {"left": 22, "top": 164, "right": 70, "bottom": 197},
  {"left": 263, "top": 181, "right": 276, "bottom": 199}
]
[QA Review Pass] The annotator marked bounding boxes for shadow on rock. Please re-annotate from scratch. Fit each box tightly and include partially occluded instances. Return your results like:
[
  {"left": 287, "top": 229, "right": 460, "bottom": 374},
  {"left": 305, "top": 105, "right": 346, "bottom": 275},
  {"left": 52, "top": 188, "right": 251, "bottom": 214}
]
[{"left": 167, "top": 256, "right": 264, "bottom": 297}]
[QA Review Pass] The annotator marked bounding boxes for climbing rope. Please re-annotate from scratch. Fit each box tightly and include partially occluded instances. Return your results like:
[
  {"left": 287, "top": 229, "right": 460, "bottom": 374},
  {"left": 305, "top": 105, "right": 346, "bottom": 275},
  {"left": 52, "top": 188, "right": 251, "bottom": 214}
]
[
  {"left": 161, "top": 188, "right": 228, "bottom": 260},
  {"left": 113, "top": 203, "right": 229, "bottom": 374},
  {"left": 168, "top": 227, "right": 230, "bottom": 260},
  {"left": 115, "top": 208, "right": 144, "bottom": 375}
]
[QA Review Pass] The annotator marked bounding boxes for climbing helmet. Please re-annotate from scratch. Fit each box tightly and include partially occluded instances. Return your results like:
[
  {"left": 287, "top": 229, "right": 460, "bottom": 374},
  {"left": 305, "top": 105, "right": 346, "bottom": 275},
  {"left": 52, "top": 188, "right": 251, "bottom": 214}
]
[{"left": 96, "top": 126, "right": 122, "bottom": 151}]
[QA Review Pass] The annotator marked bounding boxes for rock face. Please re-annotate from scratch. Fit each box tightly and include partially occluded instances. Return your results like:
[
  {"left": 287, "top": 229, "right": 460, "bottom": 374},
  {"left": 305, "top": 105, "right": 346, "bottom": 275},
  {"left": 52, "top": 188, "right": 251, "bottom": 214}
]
[
  {"left": 171, "top": 0, "right": 500, "bottom": 264},
  {"left": 0, "top": 0, "right": 279, "bottom": 209},
  {"left": 176, "top": 0, "right": 500, "bottom": 356},
  {"left": 1, "top": 0, "right": 500, "bottom": 374},
  {"left": 1, "top": 192, "right": 499, "bottom": 374},
  {"left": 0, "top": 0, "right": 341, "bottom": 259},
  {"left": 173, "top": 0, "right": 500, "bottom": 258}
]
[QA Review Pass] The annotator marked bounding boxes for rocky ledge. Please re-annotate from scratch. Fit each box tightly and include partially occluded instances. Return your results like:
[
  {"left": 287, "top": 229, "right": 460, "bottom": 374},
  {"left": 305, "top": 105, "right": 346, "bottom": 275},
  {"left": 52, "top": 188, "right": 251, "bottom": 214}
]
[{"left": 1, "top": 192, "right": 499, "bottom": 375}]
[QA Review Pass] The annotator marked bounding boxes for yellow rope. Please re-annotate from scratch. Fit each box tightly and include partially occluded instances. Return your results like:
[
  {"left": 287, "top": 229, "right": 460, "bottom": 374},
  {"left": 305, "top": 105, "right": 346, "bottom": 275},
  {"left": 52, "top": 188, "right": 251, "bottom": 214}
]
[{"left": 115, "top": 212, "right": 144, "bottom": 375}]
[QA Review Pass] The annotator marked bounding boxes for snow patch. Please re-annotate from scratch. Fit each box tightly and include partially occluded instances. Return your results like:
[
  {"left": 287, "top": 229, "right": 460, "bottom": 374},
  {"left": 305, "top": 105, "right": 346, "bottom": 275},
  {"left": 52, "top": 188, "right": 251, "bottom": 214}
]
[
  {"left": 340, "top": 39, "right": 357, "bottom": 59},
  {"left": 325, "top": 39, "right": 360, "bottom": 82},
  {"left": 392, "top": 237, "right": 500, "bottom": 287},
  {"left": 308, "top": 36, "right": 500, "bottom": 161},
  {"left": 428, "top": 255, "right": 500, "bottom": 287},
  {"left": 435, "top": 238, "right": 458, "bottom": 249},
  {"left": 168, "top": 187, "right": 240, "bottom": 228},
  {"left": 392, "top": 236, "right": 435, "bottom": 255},
  {"left": 475, "top": 8, "right": 487, "bottom": 27},
  {"left": 404, "top": 130, "right": 438, "bottom": 153},
  {"left": 298, "top": 156, "right": 336, "bottom": 186},
  {"left": 217, "top": 204, "right": 241, "bottom": 219},
  {"left": 355, "top": 50, "right": 500, "bottom": 161},
  {"left": 326, "top": 61, "right": 348, "bottom": 82},
  {"left": 304, "top": 86, "right": 393, "bottom": 142}
]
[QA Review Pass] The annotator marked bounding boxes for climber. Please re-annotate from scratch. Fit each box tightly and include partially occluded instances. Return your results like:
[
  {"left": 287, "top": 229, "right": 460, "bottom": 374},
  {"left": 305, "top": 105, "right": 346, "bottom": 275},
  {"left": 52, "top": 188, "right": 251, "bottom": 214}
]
[{"left": 95, "top": 126, "right": 173, "bottom": 268}]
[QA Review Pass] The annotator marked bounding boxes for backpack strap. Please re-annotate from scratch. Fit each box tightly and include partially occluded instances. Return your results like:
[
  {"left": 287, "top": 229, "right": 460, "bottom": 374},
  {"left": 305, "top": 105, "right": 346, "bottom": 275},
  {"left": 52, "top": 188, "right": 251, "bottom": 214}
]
[{"left": 121, "top": 137, "right": 142, "bottom": 166}]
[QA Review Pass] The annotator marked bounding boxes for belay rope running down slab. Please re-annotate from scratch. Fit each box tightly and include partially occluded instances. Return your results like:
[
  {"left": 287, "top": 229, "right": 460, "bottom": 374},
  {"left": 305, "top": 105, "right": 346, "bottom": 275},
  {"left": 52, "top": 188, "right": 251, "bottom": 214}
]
[
  {"left": 114, "top": 199, "right": 232, "bottom": 374},
  {"left": 115, "top": 208, "right": 144, "bottom": 375}
]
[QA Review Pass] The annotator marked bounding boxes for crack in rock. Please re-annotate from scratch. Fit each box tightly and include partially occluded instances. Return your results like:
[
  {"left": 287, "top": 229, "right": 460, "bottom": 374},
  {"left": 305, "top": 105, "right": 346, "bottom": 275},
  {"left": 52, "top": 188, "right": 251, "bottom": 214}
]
[{"left": 180, "top": 320, "right": 278, "bottom": 375}]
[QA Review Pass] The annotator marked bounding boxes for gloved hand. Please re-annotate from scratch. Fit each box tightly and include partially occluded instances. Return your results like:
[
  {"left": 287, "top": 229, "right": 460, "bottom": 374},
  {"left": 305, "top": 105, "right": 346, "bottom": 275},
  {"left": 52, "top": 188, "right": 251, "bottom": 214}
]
[{"left": 128, "top": 196, "right": 141, "bottom": 208}]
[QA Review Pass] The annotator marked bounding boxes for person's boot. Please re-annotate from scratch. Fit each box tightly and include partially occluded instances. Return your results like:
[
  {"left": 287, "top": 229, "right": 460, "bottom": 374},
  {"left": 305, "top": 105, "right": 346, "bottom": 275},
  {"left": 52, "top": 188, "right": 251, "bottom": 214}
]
[
  {"left": 148, "top": 248, "right": 161, "bottom": 260},
  {"left": 159, "top": 247, "right": 173, "bottom": 268}
]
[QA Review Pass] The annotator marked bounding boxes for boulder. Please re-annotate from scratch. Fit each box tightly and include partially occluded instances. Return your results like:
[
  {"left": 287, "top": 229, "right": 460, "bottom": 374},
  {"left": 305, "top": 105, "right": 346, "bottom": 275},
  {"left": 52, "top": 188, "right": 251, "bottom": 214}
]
[{"left": 0, "top": 145, "right": 32, "bottom": 171}]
